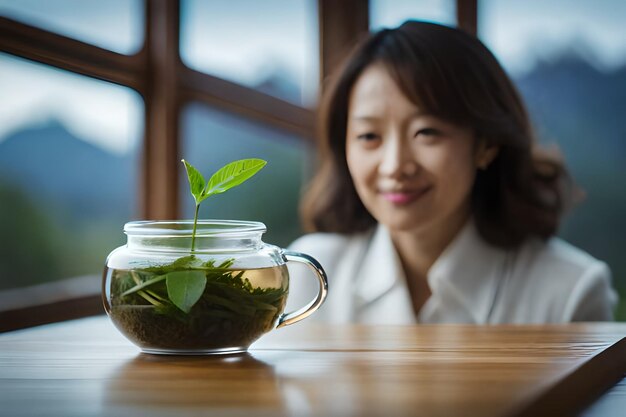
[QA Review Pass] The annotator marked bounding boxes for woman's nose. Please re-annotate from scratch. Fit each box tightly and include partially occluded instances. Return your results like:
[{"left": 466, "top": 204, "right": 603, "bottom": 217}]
[{"left": 378, "top": 137, "right": 418, "bottom": 178}]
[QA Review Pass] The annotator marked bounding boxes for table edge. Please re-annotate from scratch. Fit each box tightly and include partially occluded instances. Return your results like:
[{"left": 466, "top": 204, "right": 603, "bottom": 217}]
[{"left": 507, "top": 336, "right": 626, "bottom": 417}]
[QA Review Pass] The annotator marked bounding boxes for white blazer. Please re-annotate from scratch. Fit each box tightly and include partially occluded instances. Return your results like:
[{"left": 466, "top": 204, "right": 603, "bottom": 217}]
[{"left": 286, "top": 220, "right": 617, "bottom": 324}]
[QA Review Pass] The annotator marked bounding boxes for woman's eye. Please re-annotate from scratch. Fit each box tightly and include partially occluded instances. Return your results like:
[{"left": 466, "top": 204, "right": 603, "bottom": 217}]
[
  {"left": 357, "top": 133, "right": 379, "bottom": 141},
  {"left": 415, "top": 128, "right": 439, "bottom": 137},
  {"left": 414, "top": 128, "right": 442, "bottom": 144}
]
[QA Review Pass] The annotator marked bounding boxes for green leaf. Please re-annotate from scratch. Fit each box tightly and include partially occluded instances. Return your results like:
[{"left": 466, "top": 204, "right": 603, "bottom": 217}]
[
  {"left": 180, "top": 158, "right": 267, "bottom": 252},
  {"left": 166, "top": 270, "right": 207, "bottom": 313},
  {"left": 181, "top": 159, "right": 206, "bottom": 205},
  {"left": 203, "top": 159, "right": 267, "bottom": 199}
]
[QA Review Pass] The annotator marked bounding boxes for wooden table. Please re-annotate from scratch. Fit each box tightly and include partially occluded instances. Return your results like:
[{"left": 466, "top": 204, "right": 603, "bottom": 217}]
[{"left": 1, "top": 317, "right": 625, "bottom": 417}]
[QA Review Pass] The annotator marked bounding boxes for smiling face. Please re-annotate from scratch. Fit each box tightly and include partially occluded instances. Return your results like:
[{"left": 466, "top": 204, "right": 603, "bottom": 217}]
[{"left": 345, "top": 63, "right": 484, "bottom": 235}]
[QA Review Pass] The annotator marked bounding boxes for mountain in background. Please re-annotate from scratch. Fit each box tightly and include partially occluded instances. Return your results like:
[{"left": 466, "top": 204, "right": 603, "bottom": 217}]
[
  {"left": 515, "top": 49, "right": 626, "bottom": 168},
  {"left": 0, "top": 119, "right": 136, "bottom": 222}
]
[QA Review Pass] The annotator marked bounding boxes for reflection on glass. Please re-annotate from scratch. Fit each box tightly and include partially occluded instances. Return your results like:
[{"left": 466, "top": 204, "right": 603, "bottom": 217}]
[
  {"left": 180, "top": 103, "right": 313, "bottom": 247},
  {"left": 180, "top": 0, "right": 318, "bottom": 106},
  {"left": 479, "top": 0, "right": 626, "bottom": 318},
  {"left": 0, "top": 0, "right": 144, "bottom": 55},
  {"left": 0, "top": 53, "right": 143, "bottom": 290},
  {"left": 370, "top": 0, "right": 456, "bottom": 30}
]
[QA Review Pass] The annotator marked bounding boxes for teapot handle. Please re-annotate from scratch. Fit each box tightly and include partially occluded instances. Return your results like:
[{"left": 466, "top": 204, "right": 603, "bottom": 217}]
[{"left": 276, "top": 250, "right": 328, "bottom": 328}]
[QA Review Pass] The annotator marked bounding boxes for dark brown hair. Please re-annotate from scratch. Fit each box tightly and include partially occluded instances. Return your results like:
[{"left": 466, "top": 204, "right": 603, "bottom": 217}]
[{"left": 301, "top": 21, "right": 575, "bottom": 248}]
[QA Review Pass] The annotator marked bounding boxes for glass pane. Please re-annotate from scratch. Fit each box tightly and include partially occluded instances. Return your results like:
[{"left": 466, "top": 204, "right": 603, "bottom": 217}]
[
  {"left": 0, "top": 53, "right": 143, "bottom": 291},
  {"left": 0, "top": 0, "right": 144, "bottom": 55},
  {"left": 180, "top": 103, "right": 313, "bottom": 247},
  {"left": 370, "top": 0, "right": 456, "bottom": 30},
  {"left": 479, "top": 0, "right": 626, "bottom": 318},
  {"left": 180, "top": 0, "right": 318, "bottom": 107}
]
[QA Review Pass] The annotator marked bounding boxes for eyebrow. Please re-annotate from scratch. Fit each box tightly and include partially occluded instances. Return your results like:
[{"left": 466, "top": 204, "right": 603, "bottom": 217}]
[{"left": 350, "top": 115, "right": 380, "bottom": 121}]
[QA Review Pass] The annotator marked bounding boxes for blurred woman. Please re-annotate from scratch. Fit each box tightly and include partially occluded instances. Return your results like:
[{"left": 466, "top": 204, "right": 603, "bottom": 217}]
[{"left": 289, "top": 21, "right": 617, "bottom": 323}]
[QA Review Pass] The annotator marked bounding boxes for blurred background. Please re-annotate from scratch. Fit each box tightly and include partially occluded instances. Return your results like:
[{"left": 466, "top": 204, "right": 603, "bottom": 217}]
[{"left": 1, "top": 0, "right": 625, "bottom": 320}]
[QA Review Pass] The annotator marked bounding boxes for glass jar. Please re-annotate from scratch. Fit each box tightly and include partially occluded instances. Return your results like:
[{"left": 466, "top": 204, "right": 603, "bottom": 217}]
[{"left": 103, "top": 220, "right": 327, "bottom": 355}]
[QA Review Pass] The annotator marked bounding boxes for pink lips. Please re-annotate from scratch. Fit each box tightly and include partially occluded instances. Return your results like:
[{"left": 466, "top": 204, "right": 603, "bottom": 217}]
[{"left": 381, "top": 187, "right": 431, "bottom": 205}]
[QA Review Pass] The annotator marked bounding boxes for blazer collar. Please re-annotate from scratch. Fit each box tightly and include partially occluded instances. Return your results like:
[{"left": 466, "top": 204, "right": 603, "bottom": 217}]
[
  {"left": 353, "top": 225, "right": 403, "bottom": 306},
  {"left": 354, "top": 220, "right": 508, "bottom": 323}
]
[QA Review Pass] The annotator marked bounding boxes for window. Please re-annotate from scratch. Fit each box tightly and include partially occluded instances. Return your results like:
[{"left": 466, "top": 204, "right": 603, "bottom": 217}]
[{"left": 0, "top": 53, "right": 143, "bottom": 290}]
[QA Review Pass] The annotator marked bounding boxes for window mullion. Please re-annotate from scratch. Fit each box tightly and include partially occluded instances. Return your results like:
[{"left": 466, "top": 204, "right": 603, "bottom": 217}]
[
  {"left": 456, "top": 0, "right": 478, "bottom": 35},
  {"left": 142, "top": 0, "right": 181, "bottom": 220},
  {"left": 318, "top": 0, "right": 369, "bottom": 84},
  {"left": 179, "top": 67, "right": 314, "bottom": 141},
  {"left": 0, "top": 16, "right": 144, "bottom": 90}
]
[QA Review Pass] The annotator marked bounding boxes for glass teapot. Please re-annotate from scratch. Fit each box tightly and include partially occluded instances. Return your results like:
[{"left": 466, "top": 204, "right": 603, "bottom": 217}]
[{"left": 103, "top": 220, "right": 327, "bottom": 355}]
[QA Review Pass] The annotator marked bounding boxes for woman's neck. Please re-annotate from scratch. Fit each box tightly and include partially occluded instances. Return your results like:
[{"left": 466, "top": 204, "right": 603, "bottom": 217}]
[{"left": 390, "top": 205, "right": 471, "bottom": 282}]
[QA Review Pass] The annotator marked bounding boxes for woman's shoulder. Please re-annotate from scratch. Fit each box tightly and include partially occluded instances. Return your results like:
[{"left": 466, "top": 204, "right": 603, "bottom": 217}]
[
  {"left": 508, "top": 236, "right": 616, "bottom": 321},
  {"left": 518, "top": 236, "right": 608, "bottom": 278}
]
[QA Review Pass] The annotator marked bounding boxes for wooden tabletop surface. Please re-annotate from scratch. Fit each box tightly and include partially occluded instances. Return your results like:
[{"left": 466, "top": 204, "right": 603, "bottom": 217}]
[{"left": 1, "top": 317, "right": 625, "bottom": 417}]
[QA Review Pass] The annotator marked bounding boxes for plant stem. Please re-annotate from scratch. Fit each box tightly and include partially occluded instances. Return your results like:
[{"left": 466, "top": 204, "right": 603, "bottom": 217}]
[
  {"left": 145, "top": 289, "right": 167, "bottom": 302},
  {"left": 125, "top": 272, "right": 164, "bottom": 307},
  {"left": 191, "top": 203, "right": 200, "bottom": 252},
  {"left": 122, "top": 275, "right": 167, "bottom": 297},
  {"left": 137, "top": 290, "right": 164, "bottom": 307},
  {"left": 128, "top": 271, "right": 166, "bottom": 302}
]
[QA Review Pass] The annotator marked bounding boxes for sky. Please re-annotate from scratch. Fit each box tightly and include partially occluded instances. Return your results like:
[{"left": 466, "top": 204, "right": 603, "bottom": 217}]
[
  {"left": 0, "top": 52, "right": 144, "bottom": 155},
  {"left": 0, "top": 0, "right": 625, "bottom": 155},
  {"left": 180, "top": 0, "right": 318, "bottom": 102},
  {"left": 479, "top": 0, "right": 626, "bottom": 75},
  {"left": 370, "top": 0, "right": 456, "bottom": 29}
]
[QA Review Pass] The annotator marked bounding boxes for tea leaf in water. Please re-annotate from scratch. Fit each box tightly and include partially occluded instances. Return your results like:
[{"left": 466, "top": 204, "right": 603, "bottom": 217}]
[
  {"left": 166, "top": 270, "right": 207, "bottom": 313},
  {"left": 109, "top": 264, "right": 289, "bottom": 350},
  {"left": 121, "top": 274, "right": 166, "bottom": 297},
  {"left": 142, "top": 256, "right": 234, "bottom": 274}
]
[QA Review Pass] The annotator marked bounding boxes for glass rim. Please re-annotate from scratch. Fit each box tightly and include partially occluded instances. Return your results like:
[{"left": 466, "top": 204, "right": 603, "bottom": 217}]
[{"left": 124, "top": 220, "right": 267, "bottom": 236}]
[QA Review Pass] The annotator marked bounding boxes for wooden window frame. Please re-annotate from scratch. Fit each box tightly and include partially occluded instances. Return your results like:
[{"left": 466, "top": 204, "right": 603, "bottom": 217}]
[{"left": 0, "top": 0, "right": 475, "bottom": 331}]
